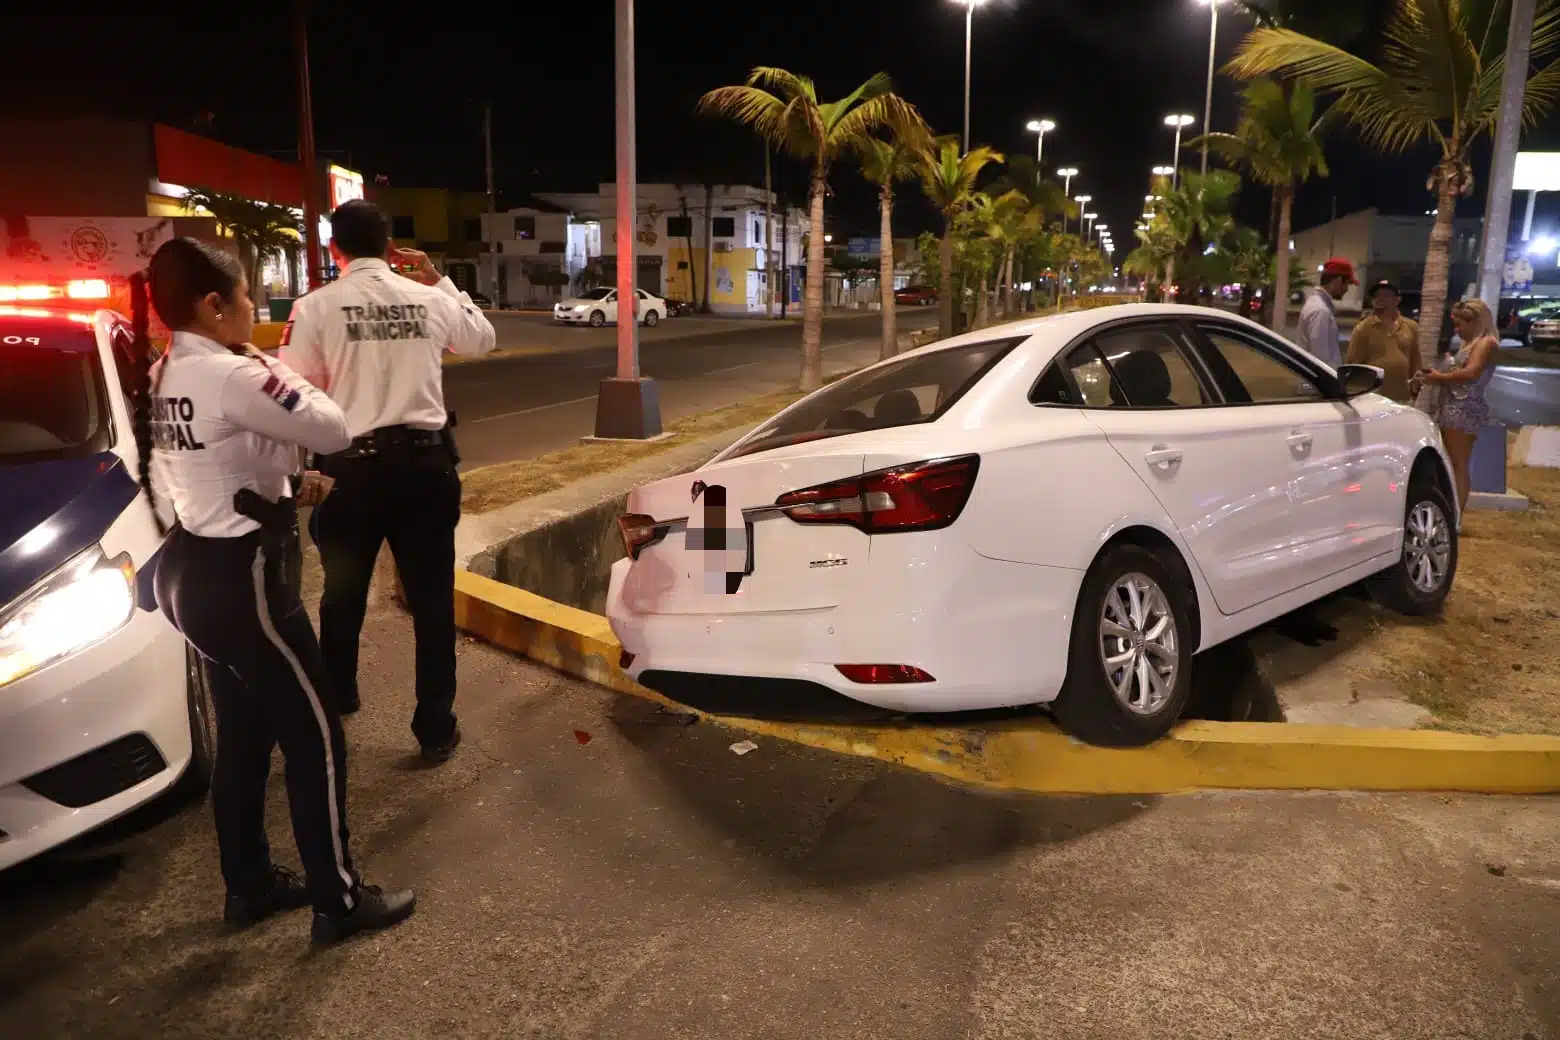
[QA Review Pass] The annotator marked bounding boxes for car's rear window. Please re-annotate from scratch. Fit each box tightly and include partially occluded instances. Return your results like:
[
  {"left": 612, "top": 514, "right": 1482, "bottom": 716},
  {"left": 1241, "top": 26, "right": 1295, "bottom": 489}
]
[
  {"left": 725, "top": 337, "right": 1023, "bottom": 460},
  {"left": 0, "top": 321, "right": 112, "bottom": 464}
]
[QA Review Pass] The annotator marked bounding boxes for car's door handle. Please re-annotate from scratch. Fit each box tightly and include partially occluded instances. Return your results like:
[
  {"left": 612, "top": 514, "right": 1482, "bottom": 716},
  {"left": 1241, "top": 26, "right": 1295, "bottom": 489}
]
[
  {"left": 1287, "top": 431, "right": 1313, "bottom": 452},
  {"left": 1144, "top": 446, "right": 1182, "bottom": 469}
]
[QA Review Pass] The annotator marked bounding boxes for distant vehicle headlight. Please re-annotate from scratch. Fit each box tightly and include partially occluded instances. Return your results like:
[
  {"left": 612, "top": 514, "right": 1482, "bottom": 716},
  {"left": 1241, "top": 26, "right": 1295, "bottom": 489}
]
[{"left": 0, "top": 546, "right": 137, "bottom": 687}]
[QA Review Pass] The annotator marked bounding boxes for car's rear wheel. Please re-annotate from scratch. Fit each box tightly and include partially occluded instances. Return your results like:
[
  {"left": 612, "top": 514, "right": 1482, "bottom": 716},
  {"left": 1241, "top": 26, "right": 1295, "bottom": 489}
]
[
  {"left": 589, "top": 310, "right": 606, "bottom": 327},
  {"left": 1367, "top": 478, "right": 1457, "bottom": 616},
  {"left": 643, "top": 309, "right": 659, "bottom": 327},
  {"left": 1052, "top": 545, "right": 1195, "bottom": 747},
  {"left": 176, "top": 645, "right": 216, "bottom": 799}
]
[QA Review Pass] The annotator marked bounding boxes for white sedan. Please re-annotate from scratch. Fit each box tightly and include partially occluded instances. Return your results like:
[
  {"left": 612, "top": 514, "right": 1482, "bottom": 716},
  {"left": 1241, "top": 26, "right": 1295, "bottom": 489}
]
[
  {"left": 0, "top": 300, "right": 213, "bottom": 871},
  {"left": 606, "top": 303, "right": 1458, "bottom": 746},
  {"left": 554, "top": 287, "right": 668, "bottom": 327}
]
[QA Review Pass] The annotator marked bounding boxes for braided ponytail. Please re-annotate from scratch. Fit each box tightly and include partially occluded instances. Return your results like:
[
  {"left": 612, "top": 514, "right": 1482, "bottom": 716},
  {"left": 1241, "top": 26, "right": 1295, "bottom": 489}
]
[{"left": 129, "top": 271, "right": 166, "bottom": 535}]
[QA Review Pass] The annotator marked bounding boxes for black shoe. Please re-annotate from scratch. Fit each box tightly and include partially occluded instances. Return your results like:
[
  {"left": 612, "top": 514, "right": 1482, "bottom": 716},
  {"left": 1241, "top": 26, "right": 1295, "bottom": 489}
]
[
  {"left": 224, "top": 865, "right": 310, "bottom": 929},
  {"left": 337, "top": 695, "right": 361, "bottom": 716},
  {"left": 420, "top": 726, "right": 461, "bottom": 764},
  {"left": 310, "top": 884, "right": 416, "bottom": 945}
]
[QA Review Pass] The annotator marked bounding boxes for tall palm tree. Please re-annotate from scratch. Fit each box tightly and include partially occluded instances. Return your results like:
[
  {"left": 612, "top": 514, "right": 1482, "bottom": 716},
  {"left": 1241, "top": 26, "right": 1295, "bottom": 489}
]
[
  {"left": 1157, "top": 169, "right": 1242, "bottom": 300},
  {"left": 1189, "top": 78, "right": 1329, "bottom": 332},
  {"left": 1225, "top": 0, "right": 1560, "bottom": 374},
  {"left": 1127, "top": 218, "right": 1180, "bottom": 299},
  {"left": 857, "top": 125, "right": 930, "bottom": 359},
  {"left": 917, "top": 137, "right": 1003, "bottom": 338},
  {"left": 700, "top": 68, "right": 922, "bottom": 390},
  {"left": 180, "top": 187, "right": 304, "bottom": 317},
  {"left": 988, "top": 157, "right": 1071, "bottom": 315}
]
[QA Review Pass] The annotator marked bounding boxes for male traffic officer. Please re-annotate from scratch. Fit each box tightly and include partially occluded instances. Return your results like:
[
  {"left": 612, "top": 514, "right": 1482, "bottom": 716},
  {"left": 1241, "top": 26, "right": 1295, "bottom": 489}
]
[{"left": 280, "top": 199, "right": 495, "bottom": 762}]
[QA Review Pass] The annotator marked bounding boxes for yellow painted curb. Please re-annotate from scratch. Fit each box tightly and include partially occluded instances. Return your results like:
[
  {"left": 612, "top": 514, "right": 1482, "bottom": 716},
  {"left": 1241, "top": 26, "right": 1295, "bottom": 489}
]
[{"left": 452, "top": 568, "right": 1560, "bottom": 796}]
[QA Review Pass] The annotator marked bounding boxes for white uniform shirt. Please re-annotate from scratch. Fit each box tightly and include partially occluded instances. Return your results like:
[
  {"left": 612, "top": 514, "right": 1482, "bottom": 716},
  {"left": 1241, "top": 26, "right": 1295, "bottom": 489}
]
[
  {"left": 1297, "top": 287, "right": 1342, "bottom": 368},
  {"left": 278, "top": 258, "right": 496, "bottom": 438},
  {"left": 149, "top": 331, "right": 352, "bottom": 538}
]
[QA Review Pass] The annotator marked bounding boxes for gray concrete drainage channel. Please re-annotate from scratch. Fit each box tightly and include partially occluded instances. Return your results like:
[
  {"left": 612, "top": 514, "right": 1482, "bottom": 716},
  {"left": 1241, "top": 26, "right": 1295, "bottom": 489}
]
[{"left": 455, "top": 433, "right": 1428, "bottom": 731}]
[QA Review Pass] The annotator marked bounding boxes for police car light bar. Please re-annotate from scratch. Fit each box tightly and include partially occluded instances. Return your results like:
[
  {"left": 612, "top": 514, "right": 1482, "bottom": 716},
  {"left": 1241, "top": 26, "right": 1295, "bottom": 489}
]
[
  {"left": 0, "top": 306, "right": 95, "bottom": 323},
  {"left": 0, "top": 280, "right": 110, "bottom": 303}
]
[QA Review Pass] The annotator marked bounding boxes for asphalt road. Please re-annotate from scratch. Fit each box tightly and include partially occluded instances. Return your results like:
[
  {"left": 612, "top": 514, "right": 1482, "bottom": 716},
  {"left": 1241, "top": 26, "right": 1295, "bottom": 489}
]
[
  {"left": 448, "top": 310, "right": 938, "bottom": 470},
  {"left": 3, "top": 607, "right": 1558, "bottom": 1039}
]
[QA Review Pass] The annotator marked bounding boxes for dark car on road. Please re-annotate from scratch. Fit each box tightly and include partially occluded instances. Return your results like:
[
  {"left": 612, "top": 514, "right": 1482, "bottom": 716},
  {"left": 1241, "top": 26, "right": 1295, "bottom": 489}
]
[
  {"left": 664, "top": 297, "right": 696, "bottom": 318},
  {"left": 894, "top": 285, "right": 937, "bottom": 306}
]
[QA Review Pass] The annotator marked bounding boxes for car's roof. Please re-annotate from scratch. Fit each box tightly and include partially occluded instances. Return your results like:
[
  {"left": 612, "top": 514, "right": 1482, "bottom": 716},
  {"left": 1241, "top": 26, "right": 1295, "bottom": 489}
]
[{"left": 905, "top": 303, "right": 1264, "bottom": 358}]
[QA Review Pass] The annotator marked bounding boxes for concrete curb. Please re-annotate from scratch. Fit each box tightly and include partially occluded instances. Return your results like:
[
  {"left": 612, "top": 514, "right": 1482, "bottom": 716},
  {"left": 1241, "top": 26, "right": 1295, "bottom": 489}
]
[{"left": 453, "top": 571, "right": 1560, "bottom": 796}]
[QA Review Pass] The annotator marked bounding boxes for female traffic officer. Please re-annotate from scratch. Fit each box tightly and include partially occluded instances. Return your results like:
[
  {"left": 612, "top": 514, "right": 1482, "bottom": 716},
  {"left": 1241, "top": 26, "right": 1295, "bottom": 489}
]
[{"left": 130, "top": 237, "right": 414, "bottom": 945}]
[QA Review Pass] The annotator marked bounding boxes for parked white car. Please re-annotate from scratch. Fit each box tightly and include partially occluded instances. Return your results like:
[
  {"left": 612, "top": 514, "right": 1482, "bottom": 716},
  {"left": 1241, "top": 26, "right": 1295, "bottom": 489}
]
[
  {"left": 606, "top": 303, "right": 1458, "bottom": 746},
  {"left": 0, "top": 299, "right": 213, "bottom": 871},
  {"left": 554, "top": 288, "right": 668, "bottom": 328}
]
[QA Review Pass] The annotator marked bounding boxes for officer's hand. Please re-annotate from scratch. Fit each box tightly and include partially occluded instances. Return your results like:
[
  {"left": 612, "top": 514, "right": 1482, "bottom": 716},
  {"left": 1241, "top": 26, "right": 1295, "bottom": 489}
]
[
  {"left": 390, "top": 247, "right": 440, "bottom": 286},
  {"left": 296, "top": 471, "right": 335, "bottom": 507}
]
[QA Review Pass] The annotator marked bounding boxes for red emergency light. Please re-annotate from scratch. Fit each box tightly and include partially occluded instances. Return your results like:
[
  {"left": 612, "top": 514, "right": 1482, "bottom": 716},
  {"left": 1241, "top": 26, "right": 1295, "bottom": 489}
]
[
  {"left": 0, "top": 305, "right": 95, "bottom": 323},
  {"left": 0, "top": 280, "right": 111, "bottom": 303}
]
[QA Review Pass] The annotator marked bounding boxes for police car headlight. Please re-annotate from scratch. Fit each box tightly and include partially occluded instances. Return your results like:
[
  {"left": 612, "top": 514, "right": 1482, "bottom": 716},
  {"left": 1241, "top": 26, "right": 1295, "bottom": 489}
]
[{"left": 0, "top": 546, "right": 137, "bottom": 688}]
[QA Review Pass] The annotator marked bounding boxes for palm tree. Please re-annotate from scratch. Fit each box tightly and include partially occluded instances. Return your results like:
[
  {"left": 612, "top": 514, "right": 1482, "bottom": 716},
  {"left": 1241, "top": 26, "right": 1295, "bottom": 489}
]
[
  {"left": 1157, "top": 169, "right": 1242, "bottom": 300},
  {"left": 700, "top": 68, "right": 922, "bottom": 390},
  {"left": 1127, "top": 218, "right": 1180, "bottom": 300},
  {"left": 1233, "top": 1, "right": 1372, "bottom": 45},
  {"left": 1225, "top": 0, "right": 1560, "bottom": 374},
  {"left": 917, "top": 137, "right": 1004, "bottom": 338},
  {"left": 180, "top": 187, "right": 304, "bottom": 317},
  {"left": 857, "top": 125, "right": 930, "bottom": 359},
  {"left": 1189, "top": 78, "right": 1329, "bottom": 332}
]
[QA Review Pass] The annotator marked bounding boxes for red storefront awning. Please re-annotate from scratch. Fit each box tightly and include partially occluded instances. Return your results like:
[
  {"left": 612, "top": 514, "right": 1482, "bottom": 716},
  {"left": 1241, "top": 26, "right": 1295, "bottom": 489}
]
[{"left": 152, "top": 125, "right": 304, "bottom": 207}]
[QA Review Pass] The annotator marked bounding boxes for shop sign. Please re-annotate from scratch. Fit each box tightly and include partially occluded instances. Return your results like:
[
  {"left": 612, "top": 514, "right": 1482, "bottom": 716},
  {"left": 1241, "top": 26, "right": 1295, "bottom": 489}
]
[{"left": 329, "top": 165, "right": 365, "bottom": 209}]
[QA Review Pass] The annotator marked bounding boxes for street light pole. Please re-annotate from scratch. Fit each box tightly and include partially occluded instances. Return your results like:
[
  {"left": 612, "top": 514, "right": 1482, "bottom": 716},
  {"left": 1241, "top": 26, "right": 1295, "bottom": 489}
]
[
  {"left": 1164, "top": 115, "right": 1195, "bottom": 188},
  {"left": 593, "top": 0, "right": 661, "bottom": 440},
  {"left": 1198, "top": 0, "right": 1221, "bottom": 177},
  {"left": 1026, "top": 119, "right": 1055, "bottom": 174},
  {"left": 294, "top": 0, "right": 322, "bottom": 290},
  {"left": 1057, "top": 168, "right": 1078, "bottom": 234},
  {"left": 963, "top": 1, "right": 974, "bottom": 153}
]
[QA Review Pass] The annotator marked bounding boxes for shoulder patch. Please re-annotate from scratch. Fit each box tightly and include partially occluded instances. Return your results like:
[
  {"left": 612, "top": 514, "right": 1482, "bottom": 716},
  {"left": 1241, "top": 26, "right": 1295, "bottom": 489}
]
[{"left": 261, "top": 373, "right": 302, "bottom": 412}]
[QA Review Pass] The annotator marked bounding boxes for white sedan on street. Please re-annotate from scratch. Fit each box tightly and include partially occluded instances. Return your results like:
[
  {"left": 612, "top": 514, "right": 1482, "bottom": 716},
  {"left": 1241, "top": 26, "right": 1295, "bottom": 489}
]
[
  {"left": 554, "top": 287, "right": 668, "bottom": 328},
  {"left": 1, "top": 301, "right": 213, "bottom": 871},
  {"left": 606, "top": 304, "right": 1458, "bottom": 746}
]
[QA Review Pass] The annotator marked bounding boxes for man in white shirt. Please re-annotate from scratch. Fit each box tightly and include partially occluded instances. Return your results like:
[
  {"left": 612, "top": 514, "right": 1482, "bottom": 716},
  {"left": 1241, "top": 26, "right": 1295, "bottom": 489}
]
[
  {"left": 280, "top": 199, "right": 495, "bottom": 763},
  {"left": 1296, "top": 257, "right": 1356, "bottom": 368}
]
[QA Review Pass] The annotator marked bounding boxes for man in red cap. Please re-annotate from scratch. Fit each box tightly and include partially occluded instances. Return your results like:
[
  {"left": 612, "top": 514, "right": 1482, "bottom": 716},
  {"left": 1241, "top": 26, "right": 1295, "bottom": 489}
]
[{"left": 1296, "top": 257, "right": 1357, "bottom": 367}]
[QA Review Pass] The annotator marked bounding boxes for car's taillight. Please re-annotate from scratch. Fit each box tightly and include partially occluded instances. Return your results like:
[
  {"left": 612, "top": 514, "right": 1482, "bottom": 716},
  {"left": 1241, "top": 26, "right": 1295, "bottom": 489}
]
[
  {"left": 774, "top": 455, "right": 979, "bottom": 533},
  {"left": 618, "top": 513, "right": 665, "bottom": 559},
  {"left": 835, "top": 664, "right": 935, "bottom": 684}
]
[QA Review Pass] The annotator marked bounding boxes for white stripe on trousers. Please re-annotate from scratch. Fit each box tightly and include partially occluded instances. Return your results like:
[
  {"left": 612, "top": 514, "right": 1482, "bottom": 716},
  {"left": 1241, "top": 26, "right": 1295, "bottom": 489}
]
[{"left": 249, "top": 546, "right": 356, "bottom": 911}]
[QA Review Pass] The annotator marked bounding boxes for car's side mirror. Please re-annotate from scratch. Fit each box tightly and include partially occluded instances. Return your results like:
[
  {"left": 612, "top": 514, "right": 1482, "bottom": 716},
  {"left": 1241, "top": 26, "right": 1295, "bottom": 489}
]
[{"left": 1337, "top": 363, "right": 1385, "bottom": 399}]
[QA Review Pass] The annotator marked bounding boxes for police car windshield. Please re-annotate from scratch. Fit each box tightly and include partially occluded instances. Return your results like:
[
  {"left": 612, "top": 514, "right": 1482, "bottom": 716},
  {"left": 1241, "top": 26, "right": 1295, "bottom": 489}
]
[
  {"left": 0, "top": 321, "right": 112, "bottom": 465},
  {"left": 576, "top": 288, "right": 613, "bottom": 300}
]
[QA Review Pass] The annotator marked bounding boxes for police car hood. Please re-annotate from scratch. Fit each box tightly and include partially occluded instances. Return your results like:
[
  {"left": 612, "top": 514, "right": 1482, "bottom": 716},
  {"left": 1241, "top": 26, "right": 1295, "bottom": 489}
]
[{"left": 0, "top": 452, "right": 140, "bottom": 608}]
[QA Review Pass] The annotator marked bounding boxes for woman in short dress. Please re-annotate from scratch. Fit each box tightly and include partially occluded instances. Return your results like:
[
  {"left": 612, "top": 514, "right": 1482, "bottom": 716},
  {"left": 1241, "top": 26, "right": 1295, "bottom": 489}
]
[{"left": 1422, "top": 298, "right": 1499, "bottom": 515}]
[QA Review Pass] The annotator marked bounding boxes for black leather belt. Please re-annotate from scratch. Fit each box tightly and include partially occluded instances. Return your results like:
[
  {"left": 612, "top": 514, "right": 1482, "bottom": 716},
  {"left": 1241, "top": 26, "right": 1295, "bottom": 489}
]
[{"left": 329, "top": 424, "right": 447, "bottom": 460}]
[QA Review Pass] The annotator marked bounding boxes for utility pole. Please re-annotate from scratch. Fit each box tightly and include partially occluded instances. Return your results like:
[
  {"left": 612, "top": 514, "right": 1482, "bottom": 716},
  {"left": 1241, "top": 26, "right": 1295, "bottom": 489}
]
[
  {"left": 484, "top": 103, "right": 502, "bottom": 308},
  {"left": 592, "top": 0, "right": 661, "bottom": 440},
  {"left": 764, "top": 142, "right": 774, "bottom": 320},
  {"left": 1201, "top": 0, "right": 1218, "bottom": 177},
  {"left": 294, "top": 0, "right": 322, "bottom": 289},
  {"left": 1471, "top": 0, "right": 1537, "bottom": 501}
]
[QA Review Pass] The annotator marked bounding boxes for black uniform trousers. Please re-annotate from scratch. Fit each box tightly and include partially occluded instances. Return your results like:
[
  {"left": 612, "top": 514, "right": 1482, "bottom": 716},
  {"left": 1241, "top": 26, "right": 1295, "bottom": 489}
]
[
  {"left": 311, "top": 442, "right": 462, "bottom": 747},
  {"left": 154, "top": 512, "right": 359, "bottom": 916}
]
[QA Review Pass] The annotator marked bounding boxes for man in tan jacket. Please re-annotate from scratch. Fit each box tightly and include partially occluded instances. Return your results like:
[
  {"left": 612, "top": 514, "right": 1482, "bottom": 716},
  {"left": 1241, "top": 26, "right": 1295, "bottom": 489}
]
[{"left": 1346, "top": 279, "right": 1421, "bottom": 402}]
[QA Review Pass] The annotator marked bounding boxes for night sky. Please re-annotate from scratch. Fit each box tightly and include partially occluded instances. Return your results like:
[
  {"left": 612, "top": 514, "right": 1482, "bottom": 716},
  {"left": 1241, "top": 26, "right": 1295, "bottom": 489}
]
[{"left": 9, "top": 1, "right": 1560, "bottom": 256}]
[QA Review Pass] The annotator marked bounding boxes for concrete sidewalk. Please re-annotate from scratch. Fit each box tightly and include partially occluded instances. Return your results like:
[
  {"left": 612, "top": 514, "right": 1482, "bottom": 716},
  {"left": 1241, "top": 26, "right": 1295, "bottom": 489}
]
[{"left": 2, "top": 584, "right": 1560, "bottom": 1037}]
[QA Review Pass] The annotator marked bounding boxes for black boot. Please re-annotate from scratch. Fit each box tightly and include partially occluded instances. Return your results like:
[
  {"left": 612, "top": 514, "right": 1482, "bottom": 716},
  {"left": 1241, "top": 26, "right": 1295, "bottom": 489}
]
[
  {"left": 224, "top": 865, "right": 310, "bottom": 929},
  {"left": 420, "top": 725, "right": 461, "bottom": 764},
  {"left": 310, "top": 884, "right": 416, "bottom": 945}
]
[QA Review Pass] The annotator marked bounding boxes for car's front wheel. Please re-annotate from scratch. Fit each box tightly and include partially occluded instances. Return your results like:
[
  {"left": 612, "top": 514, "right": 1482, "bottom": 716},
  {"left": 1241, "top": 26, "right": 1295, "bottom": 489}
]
[
  {"left": 1367, "top": 478, "right": 1457, "bottom": 615},
  {"left": 176, "top": 645, "right": 216, "bottom": 799},
  {"left": 589, "top": 310, "right": 606, "bottom": 327},
  {"left": 1052, "top": 544, "right": 1195, "bottom": 747},
  {"left": 643, "top": 309, "right": 659, "bottom": 327}
]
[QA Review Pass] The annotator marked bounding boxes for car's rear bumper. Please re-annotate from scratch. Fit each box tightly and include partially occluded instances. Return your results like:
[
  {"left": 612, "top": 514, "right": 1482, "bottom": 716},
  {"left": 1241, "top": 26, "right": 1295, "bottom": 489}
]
[
  {"left": 0, "top": 610, "right": 189, "bottom": 871},
  {"left": 606, "top": 543, "right": 1083, "bottom": 715}
]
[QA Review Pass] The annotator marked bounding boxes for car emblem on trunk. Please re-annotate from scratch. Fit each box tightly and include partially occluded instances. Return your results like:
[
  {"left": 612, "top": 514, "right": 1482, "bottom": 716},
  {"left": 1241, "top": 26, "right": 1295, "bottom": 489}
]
[{"left": 691, "top": 480, "right": 707, "bottom": 502}]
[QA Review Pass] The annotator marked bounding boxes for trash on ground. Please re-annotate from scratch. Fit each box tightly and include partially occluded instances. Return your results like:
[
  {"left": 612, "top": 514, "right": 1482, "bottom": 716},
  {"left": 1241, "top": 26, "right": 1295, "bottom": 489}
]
[
  {"left": 573, "top": 730, "right": 592, "bottom": 745},
  {"left": 729, "top": 740, "right": 758, "bottom": 756}
]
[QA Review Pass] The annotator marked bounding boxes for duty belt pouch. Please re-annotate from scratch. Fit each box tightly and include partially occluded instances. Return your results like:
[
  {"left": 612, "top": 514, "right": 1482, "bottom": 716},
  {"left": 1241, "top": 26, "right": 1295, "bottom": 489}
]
[
  {"left": 233, "top": 489, "right": 302, "bottom": 593},
  {"left": 444, "top": 410, "right": 462, "bottom": 468}
]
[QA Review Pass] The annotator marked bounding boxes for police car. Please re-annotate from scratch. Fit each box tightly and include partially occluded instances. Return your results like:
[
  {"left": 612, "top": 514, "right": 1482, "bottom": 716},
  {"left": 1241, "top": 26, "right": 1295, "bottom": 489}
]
[{"left": 0, "top": 282, "right": 214, "bottom": 872}]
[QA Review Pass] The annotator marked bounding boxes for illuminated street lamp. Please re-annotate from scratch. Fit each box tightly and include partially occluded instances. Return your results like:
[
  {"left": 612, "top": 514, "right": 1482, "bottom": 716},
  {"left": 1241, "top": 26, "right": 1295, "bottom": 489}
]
[
  {"left": 1193, "top": 0, "right": 1228, "bottom": 177},
  {"left": 1084, "top": 211, "right": 1099, "bottom": 238},
  {"left": 1164, "top": 114, "right": 1196, "bottom": 187},
  {"left": 1026, "top": 118, "right": 1056, "bottom": 171},
  {"left": 1056, "top": 167, "right": 1079, "bottom": 232},
  {"left": 951, "top": 0, "right": 992, "bottom": 153}
]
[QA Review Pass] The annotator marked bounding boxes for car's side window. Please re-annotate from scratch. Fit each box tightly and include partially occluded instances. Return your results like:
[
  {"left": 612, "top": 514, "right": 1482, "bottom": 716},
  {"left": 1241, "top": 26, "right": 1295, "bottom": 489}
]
[
  {"left": 1061, "top": 325, "right": 1211, "bottom": 409},
  {"left": 1029, "top": 363, "right": 1076, "bottom": 406},
  {"left": 1194, "top": 324, "right": 1325, "bottom": 404},
  {"left": 108, "top": 321, "right": 139, "bottom": 398},
  {"left": 1063, "top": 345, "right": 1118, "bottom": 407}
]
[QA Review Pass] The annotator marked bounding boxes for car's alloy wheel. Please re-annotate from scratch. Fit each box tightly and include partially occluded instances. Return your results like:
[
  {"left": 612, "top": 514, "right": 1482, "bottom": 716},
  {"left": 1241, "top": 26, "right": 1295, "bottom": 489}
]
[
  {"left": 590, "top": 310, "right": 606, "bottom": 327},
  {"left": 1053, "top": 544, "right": 1195, "bottom": 747},
  {"left": 1098, "top": 573, "right": 1180, "bottom": 717},
  {"left": 177, "top": 645, "right": 217, "bottom": 799},
  {"left": 1368, "top": 478, "right": 1457, "bottom": 615},
  {"left": 644, "top": 309, "right": 659, "bottom": 327}
]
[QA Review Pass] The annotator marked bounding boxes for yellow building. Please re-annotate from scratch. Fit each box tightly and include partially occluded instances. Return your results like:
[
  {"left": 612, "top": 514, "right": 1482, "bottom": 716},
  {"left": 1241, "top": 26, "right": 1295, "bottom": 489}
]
[{"left": 370, "top": 186, "right": 490, "bottom": 293}]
